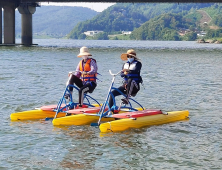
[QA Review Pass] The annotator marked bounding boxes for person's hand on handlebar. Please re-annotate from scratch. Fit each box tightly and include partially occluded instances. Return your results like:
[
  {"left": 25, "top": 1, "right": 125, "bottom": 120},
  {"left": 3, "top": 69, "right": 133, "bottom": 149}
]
[
  {"left": 68, "top": 72, "right": 73, "bottom": 77},
  {"left": 82, "top": 71, "right": 88, "bottom": 75},
  {"left": 122, "top": 69, "right": 129, "bottom": 75}
]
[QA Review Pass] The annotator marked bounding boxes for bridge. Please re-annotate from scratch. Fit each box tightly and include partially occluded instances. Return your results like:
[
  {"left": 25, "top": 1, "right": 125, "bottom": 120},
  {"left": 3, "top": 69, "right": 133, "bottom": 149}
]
[{"left": 1, "top": 0, "right": 222, "bottom": 45}]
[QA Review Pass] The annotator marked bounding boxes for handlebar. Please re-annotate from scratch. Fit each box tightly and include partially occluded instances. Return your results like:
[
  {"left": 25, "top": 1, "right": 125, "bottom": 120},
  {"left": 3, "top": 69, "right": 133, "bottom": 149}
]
[
  {"left": 109, "top": 70, "right": 122, "bottom": 76},
  {"left": 69, "top": 71, "right": 82, "bottom": 75}
]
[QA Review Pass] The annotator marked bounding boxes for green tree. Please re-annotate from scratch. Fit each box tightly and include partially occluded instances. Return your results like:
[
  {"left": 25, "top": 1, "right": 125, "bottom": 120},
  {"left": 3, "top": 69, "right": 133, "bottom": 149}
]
[
  {"left": 93, "top": 32, "right": 109, "bottom": 40},
  {"left": 212, "top": 15, "right": 222, "bottom": 27},
  {"left": 68, "top": 3, "right": 213, "bottom": 39},
  {"left": 131, "top": 13, "right": 190, "bottom": 41},
  {"left": 206, "top": 29, "right": 222, "bottom": 38},
  {"left": 113, "top": 36, "right": 118, "bottom": 40},
  {"left": 78, "top": 33, "right": 86, "bottom": 39},
  {"left": 183, "top": 32, "right": 197, "bottom": 41}
]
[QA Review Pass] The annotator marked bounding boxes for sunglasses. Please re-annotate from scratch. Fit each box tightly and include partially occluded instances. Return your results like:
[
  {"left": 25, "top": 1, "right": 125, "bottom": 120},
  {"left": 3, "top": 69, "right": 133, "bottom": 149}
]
[{"left": 127, "top": 55, "right": 134, "bottom": 58}]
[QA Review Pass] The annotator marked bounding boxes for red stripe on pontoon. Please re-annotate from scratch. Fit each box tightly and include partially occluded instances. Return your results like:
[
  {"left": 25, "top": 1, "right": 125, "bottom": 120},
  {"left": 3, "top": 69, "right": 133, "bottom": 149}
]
[
  {"left": 67, "top": 107, "right": 108, "bottom": 114},
  {"left": 112, "top": 109, "right": 162, "bottom": 118}
]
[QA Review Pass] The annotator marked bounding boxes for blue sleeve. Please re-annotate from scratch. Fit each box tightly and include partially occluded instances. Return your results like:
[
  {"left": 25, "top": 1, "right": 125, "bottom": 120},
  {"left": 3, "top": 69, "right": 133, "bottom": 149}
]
[{"left": 121, "top": 63, "right": 126, "bottom": 77}]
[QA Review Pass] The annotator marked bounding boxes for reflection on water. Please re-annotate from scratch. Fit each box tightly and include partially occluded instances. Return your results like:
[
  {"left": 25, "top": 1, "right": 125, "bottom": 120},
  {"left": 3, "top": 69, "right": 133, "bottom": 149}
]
[{"left": 1, "top": 40, "right": 222, "bottom": 169}]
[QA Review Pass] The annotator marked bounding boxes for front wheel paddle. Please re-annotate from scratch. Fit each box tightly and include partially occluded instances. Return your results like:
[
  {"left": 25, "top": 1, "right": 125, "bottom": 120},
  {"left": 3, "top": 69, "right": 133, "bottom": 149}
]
[
  {"left": 45, "top": 117, "right": 53, "bottom": 121},
  {"left": 91, "top": 123, "right": 99, "bottom": 127}
]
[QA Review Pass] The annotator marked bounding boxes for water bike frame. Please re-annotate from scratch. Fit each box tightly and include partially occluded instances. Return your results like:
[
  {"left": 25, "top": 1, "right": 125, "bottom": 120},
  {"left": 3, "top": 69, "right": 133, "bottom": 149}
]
[
  {"left": 53, "top": 84, "right": 101, "bottom": 119},
  {"left": 92, "top": 70, "right": 144, "bottom": 126}
]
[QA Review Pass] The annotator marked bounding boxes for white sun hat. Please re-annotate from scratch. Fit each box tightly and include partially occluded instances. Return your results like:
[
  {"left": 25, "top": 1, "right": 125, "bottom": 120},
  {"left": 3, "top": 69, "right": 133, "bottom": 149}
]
[{"left": 77, "top": 46, "right": 92, "bottom": 57}]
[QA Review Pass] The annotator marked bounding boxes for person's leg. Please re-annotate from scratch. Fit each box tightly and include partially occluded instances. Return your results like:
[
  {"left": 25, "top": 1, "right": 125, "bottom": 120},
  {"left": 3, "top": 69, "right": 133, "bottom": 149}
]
[
  {"left": 108, "top": 85, "right": 125, "bottom": 108},
  {"left": 65, "top": 75, "right": 83, "bottom": 99},
  {"left": 78, "top": 82, "right": 97, "bottom": 106},
  {"left": 68, "top": 75, "right": 83, "bottom": 91},
  {"left": 122, "top": 79, "right": 140, "bottom": 104},
  {"left": 127, "top": 79, "right": 140, "bottom": 97}
]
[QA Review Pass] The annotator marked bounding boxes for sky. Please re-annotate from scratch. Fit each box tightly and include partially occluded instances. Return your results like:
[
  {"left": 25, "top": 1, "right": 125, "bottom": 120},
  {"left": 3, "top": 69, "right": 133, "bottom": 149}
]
[{"left": 41, "top": 2, "right": 116, "bottom": 12}]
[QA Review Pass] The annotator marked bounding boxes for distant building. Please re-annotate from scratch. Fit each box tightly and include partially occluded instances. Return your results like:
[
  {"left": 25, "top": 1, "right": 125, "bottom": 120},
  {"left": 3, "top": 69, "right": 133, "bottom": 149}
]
[
  {"left": 197, "top": 31, "right": 206, "bottom": 37},
  {"left": 178, "top": 29, "right": 191, "bottom": 36},
  {"left": 84, "top": 31, "right": 103, "bottom": 36},
  {"left": 122, "top": 31, "right": 132, "bottom": 35}
]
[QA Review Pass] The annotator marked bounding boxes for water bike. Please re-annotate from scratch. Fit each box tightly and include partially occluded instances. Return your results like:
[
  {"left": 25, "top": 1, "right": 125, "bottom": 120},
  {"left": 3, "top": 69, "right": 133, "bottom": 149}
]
[
  {"left": 91, "top": 71, "right": 189, "bottom": 133},
  {"left": 10, "top": 73, "right": 101, "bottom": 121},
  {"left": 52, "top": 70, "right": 144, "bottom": 126},
  {"left": 52, "top": 70, "right": 189, "bottom": 131},
  {"left": 96, "top": 71, "right": 189, "bottom": 133}
]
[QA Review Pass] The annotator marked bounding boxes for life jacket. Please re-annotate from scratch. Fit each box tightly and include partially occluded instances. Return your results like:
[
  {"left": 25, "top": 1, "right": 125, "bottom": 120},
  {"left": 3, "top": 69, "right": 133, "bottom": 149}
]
[
  {"left": 123, "top": 60, "right": 142, "bottom": 83},
  {"left": 79, "top": 58, "right": 97, "bottom": 82}
]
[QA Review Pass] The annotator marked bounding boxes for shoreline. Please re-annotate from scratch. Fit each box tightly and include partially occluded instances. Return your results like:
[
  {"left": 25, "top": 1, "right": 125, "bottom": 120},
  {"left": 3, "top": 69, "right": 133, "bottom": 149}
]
[{"left": 197, "top": 39, "right": 221, "bottom": 44}]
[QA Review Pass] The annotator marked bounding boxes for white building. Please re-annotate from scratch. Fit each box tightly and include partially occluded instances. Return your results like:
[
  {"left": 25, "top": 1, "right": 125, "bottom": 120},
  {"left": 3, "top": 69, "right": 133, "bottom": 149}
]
[
  {"left": 122, "top": 31, "right": 132, "bottom": 35},
  {"left": 84, "top": 31, "right": 104, "bottom": 36},
  {"left": 197, "top": 31, "right": 206, "bottom": 37}
]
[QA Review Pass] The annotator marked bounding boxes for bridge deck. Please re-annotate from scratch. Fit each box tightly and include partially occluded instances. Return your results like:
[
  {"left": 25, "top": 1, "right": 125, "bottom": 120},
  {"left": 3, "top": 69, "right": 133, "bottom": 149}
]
[{"left": 1, "top": 0, "right": 222, "bottom": 6}]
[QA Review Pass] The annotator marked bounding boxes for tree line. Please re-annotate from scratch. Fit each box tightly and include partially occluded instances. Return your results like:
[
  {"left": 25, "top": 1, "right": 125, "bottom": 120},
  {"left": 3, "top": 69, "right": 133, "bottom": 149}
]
[{"left": 67, "top": 3, "right": 222, "bottom": 41}]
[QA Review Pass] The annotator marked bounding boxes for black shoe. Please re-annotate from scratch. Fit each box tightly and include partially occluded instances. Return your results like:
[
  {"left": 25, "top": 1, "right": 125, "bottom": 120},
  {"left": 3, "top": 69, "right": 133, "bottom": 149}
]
[
  {"left": 121, "top": 98, "right": 129, "bottom": 104},
  {"left": 66, "top": 113, "right": 71, "bottom": 116},
  {"left": 64, "top": 93, "right": 70, "bottom": 100}
]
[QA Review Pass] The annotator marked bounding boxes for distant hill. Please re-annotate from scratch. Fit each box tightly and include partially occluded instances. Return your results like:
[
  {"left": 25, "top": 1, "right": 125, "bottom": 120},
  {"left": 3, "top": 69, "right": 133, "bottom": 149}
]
[
  {"left": 130, "top": 13, "right": 197, "bottom": 41},
  {"left": 197, "top": 10, "right": 212, "bottom": 26},
  {"left": 201, "top": 4, "right": 222, "bottom": 27},
  {"left": 67, "top": 3, "right": 213, "bottom": 39},
  {"left": 199, "top": 4, "right": 222, "bottom": 39},
  {"left": 128, "top": 4, "right": 222, "bottom": 41},
  {"left": 15, "top": 6, "right": 98, "bottom": 37}
]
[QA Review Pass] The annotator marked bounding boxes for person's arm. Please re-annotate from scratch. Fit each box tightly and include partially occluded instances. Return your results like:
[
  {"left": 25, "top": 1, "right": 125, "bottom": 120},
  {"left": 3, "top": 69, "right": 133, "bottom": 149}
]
[
  {"left": 74, "top": 62, "right": 81, "bottom": 78},
  {"left": 121, "top": 63, "right": 127, "bottom": 77}
]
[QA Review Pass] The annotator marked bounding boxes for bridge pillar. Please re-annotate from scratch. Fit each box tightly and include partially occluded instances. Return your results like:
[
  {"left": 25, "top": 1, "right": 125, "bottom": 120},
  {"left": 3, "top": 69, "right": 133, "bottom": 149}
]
[
  {"left": 18, "top": 3, "right": 36, "bottom": 46},
  {"left": 21, "top": 13, "right": 33, "bottom": 45},
  {"left": 0, "top": 7, "right": 2, "bottom": 44},
  {"left": 4, "top": 4, "right": 15, "bottom": 44}
]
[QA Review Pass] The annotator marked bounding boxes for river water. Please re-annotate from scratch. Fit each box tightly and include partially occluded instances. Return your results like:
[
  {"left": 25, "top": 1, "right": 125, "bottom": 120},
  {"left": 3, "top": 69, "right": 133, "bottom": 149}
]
[{"left": 1, "top": 39, "right": 222, "bottom": 169}]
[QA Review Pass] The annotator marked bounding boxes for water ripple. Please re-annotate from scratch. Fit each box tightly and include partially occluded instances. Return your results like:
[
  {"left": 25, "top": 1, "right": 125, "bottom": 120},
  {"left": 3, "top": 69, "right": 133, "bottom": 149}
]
[{"left": 1, "top": 40, "right": 222, "bottom": 169}]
